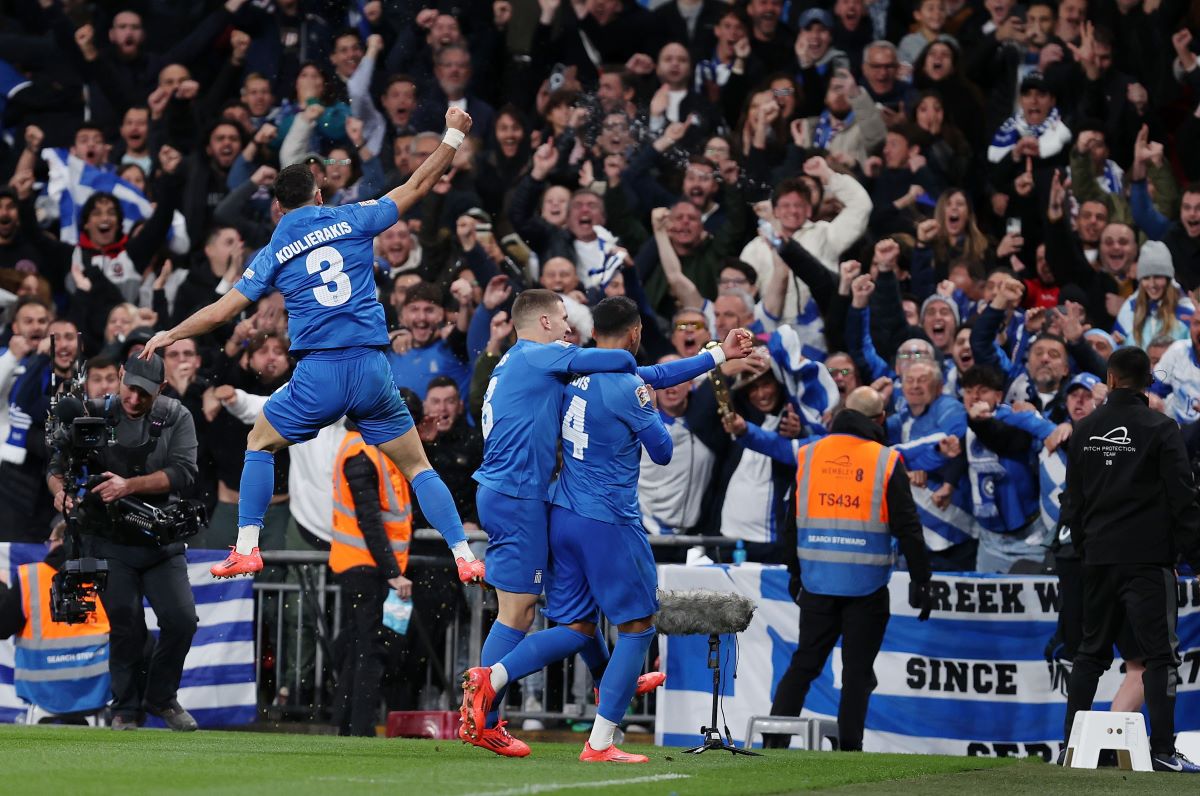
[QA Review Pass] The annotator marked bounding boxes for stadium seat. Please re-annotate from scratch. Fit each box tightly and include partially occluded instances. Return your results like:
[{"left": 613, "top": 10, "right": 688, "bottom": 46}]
[{"left": 1064, "top": 711, "right": 1152, "bottom": 771}]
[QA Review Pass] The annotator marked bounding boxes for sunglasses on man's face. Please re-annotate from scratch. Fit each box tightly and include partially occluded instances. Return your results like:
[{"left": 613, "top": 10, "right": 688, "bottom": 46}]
[
  {"left": 827, "top": 367, "right": 853, "bottom": 377},
  {"left": 674, "top": 321, "right": 706, "bottom": 332}
]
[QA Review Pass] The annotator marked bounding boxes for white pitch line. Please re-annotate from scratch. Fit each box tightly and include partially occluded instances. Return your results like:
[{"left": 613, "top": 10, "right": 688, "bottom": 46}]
[
  {"left": 310, "top": 773, "right": 691, "bottom": 793},
  {"left": 472, "top": 773, "right": 691, "bottom": 796}
]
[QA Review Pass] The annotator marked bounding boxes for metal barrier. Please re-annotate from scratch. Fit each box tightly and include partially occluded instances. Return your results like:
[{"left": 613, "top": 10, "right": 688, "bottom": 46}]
[{"left": 252, "top": 530, "right": 739, "bottom": 728}]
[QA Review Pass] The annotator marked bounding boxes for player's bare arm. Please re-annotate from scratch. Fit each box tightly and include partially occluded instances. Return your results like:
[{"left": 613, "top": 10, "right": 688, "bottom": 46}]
[
  {"left": 140, "top": 288, "right": 253, "bottom": 360},
  {"left": 385, "top": 107, "right": 472, "bottom": 215}
]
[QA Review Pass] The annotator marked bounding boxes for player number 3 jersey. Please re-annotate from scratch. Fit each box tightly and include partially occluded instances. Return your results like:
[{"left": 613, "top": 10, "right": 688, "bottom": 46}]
[{"left": 234, "top": 198, "right": 400, "bottom": 352}]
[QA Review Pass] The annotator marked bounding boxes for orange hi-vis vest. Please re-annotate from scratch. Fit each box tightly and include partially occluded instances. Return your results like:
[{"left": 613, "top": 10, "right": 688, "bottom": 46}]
[
  {"left": 794, "top": 433, "right": 899, "bottom": 597},
  {"left": 330, "top": 431, "right": 413, "bottom": 574},
  {"left": 15, "top": 561, "right": 112, "bottom": 714}
]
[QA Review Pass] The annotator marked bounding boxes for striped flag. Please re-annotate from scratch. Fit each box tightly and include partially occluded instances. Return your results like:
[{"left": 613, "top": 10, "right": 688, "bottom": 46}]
[
  {"left": 0, "top": 543, "right": 255, "bottom": 727},
  {"left": 41, "top": 149, "right": 153, "bottom": 245}
]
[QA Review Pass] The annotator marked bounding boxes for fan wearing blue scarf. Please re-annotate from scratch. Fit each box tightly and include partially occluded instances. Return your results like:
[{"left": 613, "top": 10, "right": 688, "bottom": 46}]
[{"left": 986, "top": 72, "right": 1073, "bottom": 165}]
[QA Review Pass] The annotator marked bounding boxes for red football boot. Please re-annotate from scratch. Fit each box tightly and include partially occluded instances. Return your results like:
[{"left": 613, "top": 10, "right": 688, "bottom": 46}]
[
  {"left": 459, "top": 719, "right": 531, "bottom": 758},
  {"left": 456, "top": 557, "right": 486, "bottom": 585},
  {"left": 579, "top": 743, "right": 648, "bottom": 763},
  {"left": 459, "top": 667, "right": 496, "bottom": 741},
  {"left": 594, "top": 671, "right": 667, "bottom": 707},
  {"left": 210, "top": 547, "right": 263, "bottom": 579}
]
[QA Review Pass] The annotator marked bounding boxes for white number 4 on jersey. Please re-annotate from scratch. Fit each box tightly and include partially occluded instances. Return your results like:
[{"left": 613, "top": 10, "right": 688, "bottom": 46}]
[{"left": 562, "top": 396, "right": 589, "bottom": 460}]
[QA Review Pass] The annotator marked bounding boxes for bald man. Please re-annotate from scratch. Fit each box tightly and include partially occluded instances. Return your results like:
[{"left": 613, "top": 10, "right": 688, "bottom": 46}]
[{"left": 724, "top": 385, "right": 932, "bottom": 751}]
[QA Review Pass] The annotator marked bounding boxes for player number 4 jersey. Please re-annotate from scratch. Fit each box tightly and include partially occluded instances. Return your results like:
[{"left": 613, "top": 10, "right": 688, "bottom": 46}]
[{"left": 550, "top": 372, "right": 662, "bottom": 526}]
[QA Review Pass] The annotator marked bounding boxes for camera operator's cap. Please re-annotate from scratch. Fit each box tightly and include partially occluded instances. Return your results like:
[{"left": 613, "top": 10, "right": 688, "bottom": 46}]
[
  {"left": 1066, "top": 372, "right": 1100, "bottom": 394},
  {"left": 1020, "top": 71, "right": 1051, "bottom": 94},
  {"left": 123, "top": 352, "right": 165, "bottom": 394},
  {"left": 798, "top": 8, "right": 833, "bottom": 28}
]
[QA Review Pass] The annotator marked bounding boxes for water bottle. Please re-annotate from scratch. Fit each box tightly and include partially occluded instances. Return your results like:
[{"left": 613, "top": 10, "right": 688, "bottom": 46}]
[
  {"left": 382, "top": 592, "right": 413, "bottom": 636},
  {"left": 732, "top": 540, "right": 747, "bottom": 566}
]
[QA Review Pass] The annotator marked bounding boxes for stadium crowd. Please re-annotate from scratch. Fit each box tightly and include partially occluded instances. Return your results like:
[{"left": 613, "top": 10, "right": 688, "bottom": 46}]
[{"left": 0, "top": 0, "right": 1199, "bottom": 712}]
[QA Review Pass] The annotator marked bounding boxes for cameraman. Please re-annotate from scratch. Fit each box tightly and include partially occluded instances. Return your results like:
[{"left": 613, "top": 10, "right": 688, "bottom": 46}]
[{"left": 47, "top": 352, "right": 200, "bottom": 732}]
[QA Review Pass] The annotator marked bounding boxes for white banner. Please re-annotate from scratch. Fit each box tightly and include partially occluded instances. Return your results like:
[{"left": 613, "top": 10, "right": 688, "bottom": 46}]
[{"left": 655, "top": 563, "right": 1200, "bottom": 758}]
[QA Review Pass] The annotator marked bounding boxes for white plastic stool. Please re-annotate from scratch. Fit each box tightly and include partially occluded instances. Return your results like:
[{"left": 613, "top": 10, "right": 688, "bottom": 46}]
[
  {"left": 743, "top": 716, "right": 839, "bottom": 750},
  {"left": 1065, "top": 711, "right": 1152, "bottom": 771}
]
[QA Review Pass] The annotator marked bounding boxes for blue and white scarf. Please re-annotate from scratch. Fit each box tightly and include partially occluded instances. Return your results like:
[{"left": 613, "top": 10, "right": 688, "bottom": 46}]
[
  {"left": 990, "top": 106, "right": 1062, "bottom": 151},
  {"left": 812, "top": 109, "right": 854, "bottom": 150},
  {"left": 966, "top": 426, "right": 1006, "bottom": 525}
]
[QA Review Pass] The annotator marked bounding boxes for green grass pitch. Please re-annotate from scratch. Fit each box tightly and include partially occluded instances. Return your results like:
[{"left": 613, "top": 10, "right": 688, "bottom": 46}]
[{"left": 0, "top": 725, "right": 1185, "bottom": 794}]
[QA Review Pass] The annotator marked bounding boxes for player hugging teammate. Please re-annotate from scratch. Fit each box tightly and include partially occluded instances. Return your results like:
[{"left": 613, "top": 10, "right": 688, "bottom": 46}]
[{"left": 460, "top": 292, "right": 753, "bottom": 762}]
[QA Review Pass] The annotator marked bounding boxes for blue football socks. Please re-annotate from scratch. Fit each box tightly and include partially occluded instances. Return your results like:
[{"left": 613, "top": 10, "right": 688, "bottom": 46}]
[
  {"left": 410, "top": 469, "right": 467, "bottom": 547},
  {"left": 596, "top": 626, "right": 656, "bottom": 724},
  {"left": 481, "top": 621, "right": 526, "bottom": 727},
  {"left": 498, "top": 625, "right": 591, "bottom": 684},
  {"left": 580, "top": 628, "right": 612, "bottom": 681},
  {"left": 237, "top": 450, "right": 275, "bottom": 529}
]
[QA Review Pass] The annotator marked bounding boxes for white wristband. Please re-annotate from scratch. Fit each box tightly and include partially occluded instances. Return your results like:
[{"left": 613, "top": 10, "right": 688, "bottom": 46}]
[
  {"left": 443, "top": 129, "right": 465, "bottom": 150},
  {"left": 708, "top": 344, "right": 727, "bottom": 367}
]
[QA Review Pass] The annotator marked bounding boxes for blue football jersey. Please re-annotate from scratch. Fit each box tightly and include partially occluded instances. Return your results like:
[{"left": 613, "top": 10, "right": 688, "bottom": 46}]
[
  {"left": 550, "top": 371, "right": 663, "bottom": 525},
  {"left": 234, "top": 198, "right": 399, "bottom": 352},
  {"left": 474, "top": 340, "right": 591, "bottom": 500}
]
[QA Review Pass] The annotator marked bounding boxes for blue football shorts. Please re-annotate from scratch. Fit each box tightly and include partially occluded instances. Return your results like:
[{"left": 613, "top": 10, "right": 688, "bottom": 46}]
[
  {"left": 263, "top": 346, "right": 414, "bottom": 445},
  {"left": 475, "top": 486, "right": 550, "bottom": 595},
  {"left": 544, "top": 505, "right": 659, "bottom": 626}
]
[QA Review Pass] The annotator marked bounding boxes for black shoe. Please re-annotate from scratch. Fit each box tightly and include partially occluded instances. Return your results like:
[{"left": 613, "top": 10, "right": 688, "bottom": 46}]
[
  {"left": 144, "top": 700, "right": 198, "bottom": 732},
  {"left": 1151, "top": 752, "right": 1200, "bottom": 773},
  {"left": 111, "top": 715, "right": 139, "bottom": 731},
  {"left": 1056, "top": 748, "right": 1066, "bottom": 766}
]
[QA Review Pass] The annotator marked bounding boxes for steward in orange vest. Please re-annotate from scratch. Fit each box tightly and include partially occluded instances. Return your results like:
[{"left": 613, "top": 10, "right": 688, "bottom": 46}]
[
  {"left": 0, "top": 536, "right": 112, "bottom": 716},
  {"left": 723, "top": 387, "right": 933, "bottom": 752},
  {"left": 329, "top": 426, "right": 414, "bottom": 737}
]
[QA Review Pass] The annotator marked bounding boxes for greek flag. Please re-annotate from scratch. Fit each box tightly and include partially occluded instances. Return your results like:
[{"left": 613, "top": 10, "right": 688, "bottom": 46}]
[
  {"left": 42, "top": 149, "right": 153, "bottom": 245},
  {"left": 0, "top": 544, "right": 255, "bottom": 727},
  {"left": 656, "top": 564, "right": 1200, "bottom": 756}
]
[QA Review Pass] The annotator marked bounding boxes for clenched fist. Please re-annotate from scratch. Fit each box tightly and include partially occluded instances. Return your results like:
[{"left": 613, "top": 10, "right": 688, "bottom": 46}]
[{"left": 446, "top": 107, "right": 473, "bottom": 135}]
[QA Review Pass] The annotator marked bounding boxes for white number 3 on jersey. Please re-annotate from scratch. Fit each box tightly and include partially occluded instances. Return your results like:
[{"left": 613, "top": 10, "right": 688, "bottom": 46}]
[
  {"left": 562, "top": 396, "right": 589, "bottom": 460},
  {"left": 306, "top": 246, "right": 352, "bottom": 307}
]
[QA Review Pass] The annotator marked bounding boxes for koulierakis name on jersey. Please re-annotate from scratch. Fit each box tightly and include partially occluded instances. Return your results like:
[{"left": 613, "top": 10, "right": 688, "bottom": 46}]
[{"left": 275, "top": 221, "right": 354, "bottom": 264}]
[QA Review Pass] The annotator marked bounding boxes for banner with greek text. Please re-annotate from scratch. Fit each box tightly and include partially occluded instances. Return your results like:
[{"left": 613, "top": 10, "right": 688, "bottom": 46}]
[{"left": 655, "top": 563, "right": 1200, "bottom": 758}]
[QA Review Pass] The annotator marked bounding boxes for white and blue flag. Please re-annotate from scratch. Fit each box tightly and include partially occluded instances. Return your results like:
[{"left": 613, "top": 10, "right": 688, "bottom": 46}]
[
  {"left": 0, "top": 543, "right": 255, "bottom": 727},
  {"left": 42, "top": 149, "right": 153, "bottom": 245}
]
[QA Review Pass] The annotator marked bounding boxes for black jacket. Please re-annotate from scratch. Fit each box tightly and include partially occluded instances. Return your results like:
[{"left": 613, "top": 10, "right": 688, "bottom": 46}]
[{"left": 1062, "top": 389, "right": 1200, "bottom": 567}]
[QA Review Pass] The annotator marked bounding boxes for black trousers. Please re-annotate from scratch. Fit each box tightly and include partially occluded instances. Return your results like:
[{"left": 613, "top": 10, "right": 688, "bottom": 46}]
[
  {"left": 330, "top": 567, "right": 389, "bottom": 737},
  {"left": 1064, "top": 563, "right": 1180, "bottom": 755},
  {"left": 765, "top": 586, "right": 890, "bottom": 751},
  {"left": 93, "top": 539, "right": 197, "bottom": 719}
]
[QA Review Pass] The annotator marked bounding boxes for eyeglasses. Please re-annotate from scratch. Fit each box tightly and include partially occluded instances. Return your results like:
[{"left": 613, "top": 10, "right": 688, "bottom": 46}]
[
  {"left": 827, "top": 367, "right": 853, "bottom": 377},
  {"left": 897, "top": 351, "right": 931, "bottom": 360},
  {"left": 674, "top": 321, "right": 706, "bottom": 332},
  {"left": 771, "top": 87, "right": 795, "bottom": 97},
  {"left": 323, "top": 158, "right": 351, "bottom": 166}
]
